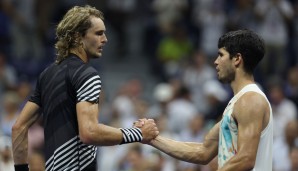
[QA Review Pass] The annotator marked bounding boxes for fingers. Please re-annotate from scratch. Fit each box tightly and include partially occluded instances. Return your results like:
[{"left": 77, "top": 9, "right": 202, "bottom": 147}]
[
  {"left": 133, "top": 118, "right": 147, "bottom": 128},
  {"left": 133, "top": 121, "right": 143, "bottom": 128},
  {"left": 139, "top": 119, "right": 159, "bottom": 144},
  {"left": 133, "top": 118, "right": 152, "bottom": 128}
]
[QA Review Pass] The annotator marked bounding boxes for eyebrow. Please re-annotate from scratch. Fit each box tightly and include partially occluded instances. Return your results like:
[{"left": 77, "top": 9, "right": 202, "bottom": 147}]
[{"left": 218, "top": 51, "right": 224, "bottom": 56}]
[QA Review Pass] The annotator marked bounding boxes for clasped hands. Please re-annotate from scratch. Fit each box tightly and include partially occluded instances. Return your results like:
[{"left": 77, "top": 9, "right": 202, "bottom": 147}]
[{"left": 133, "top": 118, "right": 159, "bottom": 144}]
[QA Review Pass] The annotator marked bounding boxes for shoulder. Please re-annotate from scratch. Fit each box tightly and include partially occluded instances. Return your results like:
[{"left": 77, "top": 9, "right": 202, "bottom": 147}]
[
  {"left": 37, "top": 63, "right": 55, "bottom": 81},
  {"left": 237, "top": 91, "right": 267, "bottom": 108},
  {"left": 233, "top": 92, "right": 268, "bottom": 121},
  {"left": 68, "top": 60, "right": 100, "bottom": 81}
]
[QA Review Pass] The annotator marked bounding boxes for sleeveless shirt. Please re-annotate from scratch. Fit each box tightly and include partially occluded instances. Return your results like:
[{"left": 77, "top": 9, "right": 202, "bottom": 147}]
[{"left": 218, "top": 84, "right": 273, "bottom": 170}]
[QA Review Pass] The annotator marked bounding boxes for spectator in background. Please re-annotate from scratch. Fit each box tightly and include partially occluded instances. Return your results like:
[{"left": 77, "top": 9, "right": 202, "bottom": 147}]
[
  {"left": 268, "top": 79, "right": 297, "bottom": 139},
  {"left": 226, "top": 0, "right": 257, "bottom": 31},
  {"left": 254, "top": 0, "right": 294, "bottom": 76},
  {"left": 1, "top": 91, "right": 20, "bottom": 137},
  {"left": 16, "top": 80, "right": 33, "bottom": 109},
  {"left": 142, "top": 115, "right": 178, "bottom": 171},
  {"left": 152, "top": 0, "right": 188, "bottom": 35},
  {"left": 105, "top": 0, "right": 137, "bottom": 56},
  {"left": 178, "top": 115, "right": 206, "bottom": 171},
  {"left": 118, "top": 144, "right": 151, "bottom": 171},
  {"left": 167, "top": 86, "right": 197, "bottom": 134},
  {"left": 112, "top": 78, "right": 144, "bottom": 128},
  {"left": 181, "top": 51, "right": 216, "bottom": 113},
  {"left": 0, "top": 53, "right": 17, "bottom": 94},
  {"left": 273, "top": 120, "right": 298, "bottom": 171},
  {"left": 148, "top": 82, "right": 174, "bottom": 119},
  {"left": 192, "top": 0, "right": 227, "bottom": 59},
  {"left": 121, "top": 144, "right": 178, "bottom": 171},
  {"left": 0, "top": 136, "right": 14, "bottom": 171},
  {"left": 0, "top": 53, "right": 18, "bottom": 129},
  {"left": 293, "top": 0, "right": 298, "bottom": 65},
  {"left": 0, "top": 0, "right": 44, "bottom": 60},
  {"left": 155, "top": 23, "right": 194, "bottom": 81},
  {"left": 285, "top": 66, "right": 298, "bottom": 109},
  {"left": 202, "top": 80, "right": 229, "bottom": 123}
]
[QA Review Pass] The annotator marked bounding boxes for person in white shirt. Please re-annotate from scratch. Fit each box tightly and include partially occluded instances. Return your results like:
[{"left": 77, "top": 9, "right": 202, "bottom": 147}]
[{"left": 136, "top": 29, "right": 273, "bottom": 171}]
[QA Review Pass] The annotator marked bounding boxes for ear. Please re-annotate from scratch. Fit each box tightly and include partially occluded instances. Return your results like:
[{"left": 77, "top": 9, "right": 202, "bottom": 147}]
[
  {"left": 233, "top": 53, "right": 242, "bottom": 67},
  {"left": 74, "top": 32, "right": 83, "bottom": 46}
]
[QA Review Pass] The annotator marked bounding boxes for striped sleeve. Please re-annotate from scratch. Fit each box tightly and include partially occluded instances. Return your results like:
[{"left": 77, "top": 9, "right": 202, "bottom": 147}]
[{"left": 76, "top": 75, "right": 101, "bottom": 103}]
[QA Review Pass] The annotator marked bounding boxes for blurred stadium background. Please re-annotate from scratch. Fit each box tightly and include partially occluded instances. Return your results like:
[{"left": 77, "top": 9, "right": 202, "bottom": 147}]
[{"left": 0, "top": 0, "right": 298, "bottom": 170}]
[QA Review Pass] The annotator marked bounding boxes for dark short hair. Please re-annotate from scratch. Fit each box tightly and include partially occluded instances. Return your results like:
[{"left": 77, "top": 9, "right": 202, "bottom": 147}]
[{"left": 218, "top": 29, "right": 265, "bottom": 74}]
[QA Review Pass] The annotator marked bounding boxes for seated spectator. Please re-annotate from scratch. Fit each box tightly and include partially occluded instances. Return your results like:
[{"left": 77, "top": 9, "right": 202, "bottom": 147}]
[{"left": 0, "top": 135, "right": 14, "bottom": 171}]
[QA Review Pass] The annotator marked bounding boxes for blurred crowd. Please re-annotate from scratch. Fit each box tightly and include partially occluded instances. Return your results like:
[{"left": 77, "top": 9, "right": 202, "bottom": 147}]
[{"left": 0, "top": 0, "right": 298, "bottom": 171}]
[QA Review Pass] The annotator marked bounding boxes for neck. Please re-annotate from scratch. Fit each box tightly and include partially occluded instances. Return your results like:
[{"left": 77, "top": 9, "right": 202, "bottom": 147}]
[
  {"left": 70, "top": 47, "right": 88, "bottom": 63},
  {"left": 230, "top": 71, "right": 255, "bottom": 95}
]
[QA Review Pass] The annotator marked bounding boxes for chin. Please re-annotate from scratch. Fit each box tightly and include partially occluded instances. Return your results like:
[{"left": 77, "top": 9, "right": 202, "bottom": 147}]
[{"left": 91, "top": 53, "right": 102, "bottom": 58}]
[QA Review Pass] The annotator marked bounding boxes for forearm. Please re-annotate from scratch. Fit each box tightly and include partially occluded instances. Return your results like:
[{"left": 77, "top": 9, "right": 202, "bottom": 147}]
[
  {"left": 12, "top": 126, "right": 29, "bottom": 164},
  {"left": 149, "top": 136, "right": 209, "bottom": 164},
  {"left": 81, "top": 123, "right": 123, "bottom": 146},
  {"left": 12, "top": 102, "right": 40, "bottom": 164}
]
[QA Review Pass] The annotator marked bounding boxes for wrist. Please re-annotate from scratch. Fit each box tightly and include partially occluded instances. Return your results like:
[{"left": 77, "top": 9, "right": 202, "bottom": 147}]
[
  {"left": 148, "top": 135, "right": 160, "bottom": 146},
  {"left": 119, "top": 127, "right": 143, "bottom": 144},
  {"left": 14, "top": 164, "right": 29, "bottom": 171}
]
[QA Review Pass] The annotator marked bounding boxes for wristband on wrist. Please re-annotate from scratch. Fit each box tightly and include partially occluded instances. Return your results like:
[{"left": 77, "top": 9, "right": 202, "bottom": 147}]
[
  {"left": 14, "top": 164, "right": 29, "bottom": 171},
  {"left": 120, "top": 127, "right": 143, "bottom": 144}
]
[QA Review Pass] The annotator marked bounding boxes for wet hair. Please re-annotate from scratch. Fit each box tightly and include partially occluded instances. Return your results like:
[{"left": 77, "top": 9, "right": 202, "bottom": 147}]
[
  {"left": 55, "top": 5, "right": 104, "bottom": 64},
  {"left": 218, "top": 29, "right": 265, "bottom": 74}
]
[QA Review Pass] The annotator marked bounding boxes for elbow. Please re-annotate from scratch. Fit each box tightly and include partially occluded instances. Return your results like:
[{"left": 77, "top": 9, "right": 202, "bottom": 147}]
[
  {"left": 200, "top": 160, "right": 209, "bottom": 165},
  {"left": 79, "top": 128, "right": 96, "bottom": 145},
  {"left": 12, "top": 122, "right": 22, "bottom": 135},
  {"left": 240, "top": 156, "right": 256, "bottom": 170},
  {"left": 200, "top": 155, "right": 212, "bottom": 165},
  {"left": 192, "top": 152, "right": 212, "bottom": 165}
]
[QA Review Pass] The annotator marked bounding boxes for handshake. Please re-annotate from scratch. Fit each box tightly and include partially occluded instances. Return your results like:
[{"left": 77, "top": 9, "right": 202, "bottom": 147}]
[{"left": 133, "top": 118, "right": 159, "bottom": 144}]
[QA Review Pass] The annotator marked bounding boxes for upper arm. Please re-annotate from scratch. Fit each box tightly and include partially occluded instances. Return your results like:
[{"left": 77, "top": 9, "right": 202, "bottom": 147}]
[
  {"left": 72, "top": 68, "right": 101, "bottom": 141},
  {"left": 233, "top": 92, "right": 268, "bottom": 164},
  {"left": 76, "top": 101, "right": 99, "bottom": 140},
  {"left": 13, "top": 101, "right": 40, "bottom": 130}
]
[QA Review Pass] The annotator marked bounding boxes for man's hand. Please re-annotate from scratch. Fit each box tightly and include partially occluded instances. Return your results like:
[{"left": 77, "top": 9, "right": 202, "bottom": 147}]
[{"left": 134, "top": 118, "right": 159, "bottom": 144}]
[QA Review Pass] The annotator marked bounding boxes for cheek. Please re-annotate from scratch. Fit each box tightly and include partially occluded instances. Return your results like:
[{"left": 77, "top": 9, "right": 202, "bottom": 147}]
[
  {"left": 89, "top": 39, "right": 98, "bottom": 49},
  {"left": 83, "top": 37, "right": 98, "bottom": 49}
]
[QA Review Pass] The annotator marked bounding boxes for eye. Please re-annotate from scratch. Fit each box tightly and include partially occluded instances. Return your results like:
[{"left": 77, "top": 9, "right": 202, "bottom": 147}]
[{"left": 96, "top": 31, "right": 104, "bottom": 36}]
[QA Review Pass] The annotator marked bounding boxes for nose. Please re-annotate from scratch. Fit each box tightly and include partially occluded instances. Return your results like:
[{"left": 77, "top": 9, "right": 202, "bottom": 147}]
[
  {"left": 214, "top": 57, "right": 219, "bottom": 66},
  {"left": 102, "top": 34, "right": 108, "bottom": 43}
]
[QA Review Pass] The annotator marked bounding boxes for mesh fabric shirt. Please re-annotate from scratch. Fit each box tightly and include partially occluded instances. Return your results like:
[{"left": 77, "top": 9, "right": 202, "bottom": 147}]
[{"left": 29, "top": 54, "right": 101, "bottom": 171}]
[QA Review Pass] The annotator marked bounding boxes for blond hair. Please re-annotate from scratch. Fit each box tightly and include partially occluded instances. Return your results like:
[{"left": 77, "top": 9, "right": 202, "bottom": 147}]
[{"left": 55, "top": 5, "right": 104, "bottom": 63}]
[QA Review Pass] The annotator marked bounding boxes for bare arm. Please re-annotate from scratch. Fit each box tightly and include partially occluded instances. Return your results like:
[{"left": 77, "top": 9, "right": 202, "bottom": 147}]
[
  {"left": 149, "top": 123, "right": 220, "bottom": 164},
  {"left": 76, "top": 102, "right": 158, "bottom": 145},
  {"left": 12, "top": 101, "right": 40, "bottom": 164},
  {"left": 218, "top": 92, "right": 269, "bottom": 171}
]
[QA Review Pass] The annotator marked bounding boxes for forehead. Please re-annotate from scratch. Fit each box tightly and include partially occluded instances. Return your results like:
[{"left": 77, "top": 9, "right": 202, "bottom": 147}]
[{"left": 88, "top": 16, "right": 105, "bottom": 31}]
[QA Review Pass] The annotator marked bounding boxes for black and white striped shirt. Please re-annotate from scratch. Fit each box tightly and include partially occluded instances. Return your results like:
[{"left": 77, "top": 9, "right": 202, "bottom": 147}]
[{"left": 30, "top": 55, "right": 101, "bottom": 171}]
